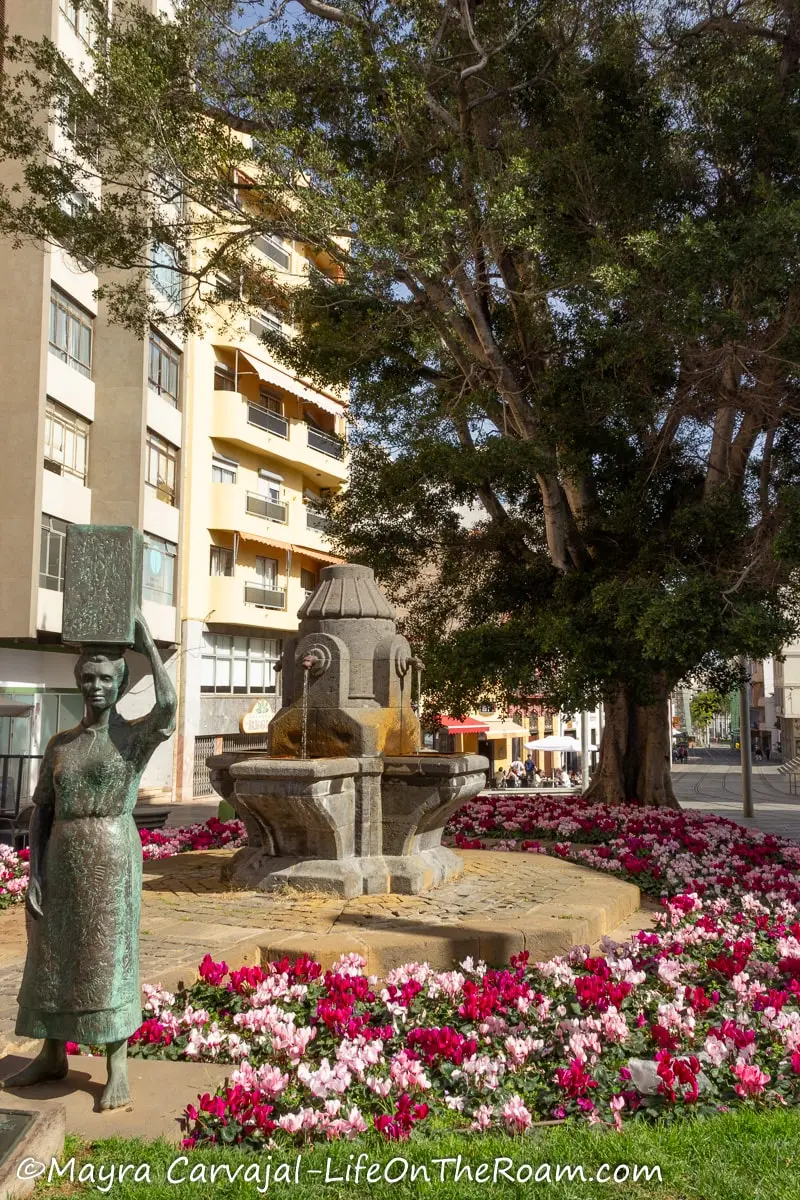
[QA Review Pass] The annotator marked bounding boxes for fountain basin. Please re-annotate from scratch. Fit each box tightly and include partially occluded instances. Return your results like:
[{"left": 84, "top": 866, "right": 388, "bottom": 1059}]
[{"left": 209, "top": 752, "right": 488, "bottom": 898}]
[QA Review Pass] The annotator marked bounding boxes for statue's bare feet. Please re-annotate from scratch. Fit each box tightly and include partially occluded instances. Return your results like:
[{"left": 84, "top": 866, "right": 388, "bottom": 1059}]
[
  {"left": 2, "top": 1040, "right": 68, "bottom": 1088},
  {"left": 98, "top": 1073, "right": 130, "bottom": 1110},
  {"left": 98, "top": 1039, "right": 130, "bottom": 1111}
]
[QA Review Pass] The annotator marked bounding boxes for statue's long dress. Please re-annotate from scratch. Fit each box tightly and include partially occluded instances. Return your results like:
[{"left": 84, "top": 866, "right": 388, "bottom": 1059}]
[{"left": 16, "top": 710, "right": 172, "bottom": 1043}]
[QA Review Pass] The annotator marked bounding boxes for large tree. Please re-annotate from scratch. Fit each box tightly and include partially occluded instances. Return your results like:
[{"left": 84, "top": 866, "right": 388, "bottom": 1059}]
[{"left": 3, "top": 0, "right": 800, "bottom": 805}]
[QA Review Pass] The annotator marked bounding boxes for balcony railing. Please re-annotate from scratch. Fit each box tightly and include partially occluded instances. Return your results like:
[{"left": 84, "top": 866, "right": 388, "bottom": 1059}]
[
  {"left": 307, "top": 426, "right": 344, "bottom": 460},
  {"left": 244, "top": 581, "right": 286, "bottom": 609},
  {"left": 247, "top": 402, "right": 289, "bottom": 439},
  {"left": 306, "top": 509, "right": 330, "bottom": 532},
  {"left": 246, "top": 492, "right": 288, "bottom": 523}
]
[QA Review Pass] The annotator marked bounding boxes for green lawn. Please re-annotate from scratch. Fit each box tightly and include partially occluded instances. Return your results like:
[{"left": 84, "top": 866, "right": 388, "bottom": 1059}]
[{"left": 33, "top": 1108, "right": 800, "bottom": 1199}]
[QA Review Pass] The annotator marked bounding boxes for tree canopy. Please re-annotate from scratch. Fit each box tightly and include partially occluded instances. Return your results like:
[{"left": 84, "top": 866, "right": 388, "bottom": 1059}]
[
  {"left": 689, "top": 690, "right": 727, "bottom": 731},
  {"left": 2, "top": 0, "right": 800, "bottom": 802}
]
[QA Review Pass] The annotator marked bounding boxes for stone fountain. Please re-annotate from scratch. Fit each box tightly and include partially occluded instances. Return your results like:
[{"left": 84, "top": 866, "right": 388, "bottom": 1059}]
[{"left": 208, "top": 563, "right": 488, "bottom": 898}]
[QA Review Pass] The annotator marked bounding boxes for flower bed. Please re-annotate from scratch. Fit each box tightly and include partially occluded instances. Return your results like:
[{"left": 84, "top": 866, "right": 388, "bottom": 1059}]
[
  {"left": 444, "top": 793, "right": 800, "bottom": 904},
  {"left": 0, "top": 817, "right": 246, "bottom": 908},
  {"left": 122, "top": 792, "right": 800, "bottom": 1146},
  {"left": 130, "top": 893, "right": 800, "bottom": 1147},
  {"left": 0, "top": 843, "right": 29, "bottom": 908}
]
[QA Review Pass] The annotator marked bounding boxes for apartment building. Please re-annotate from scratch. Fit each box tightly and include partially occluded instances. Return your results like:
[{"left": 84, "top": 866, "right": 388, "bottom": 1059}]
[
  {"left": 176, "top": 222, "right": 348, "bottom": 800},
  {"left": 0, "top": 0, "right": 183, "bottom": 802},
  {"left": 0, "top": 0, "right": 348, "bottom": 805}
]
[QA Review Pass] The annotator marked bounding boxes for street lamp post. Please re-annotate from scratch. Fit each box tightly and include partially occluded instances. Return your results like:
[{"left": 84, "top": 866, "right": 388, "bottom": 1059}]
[
  {"left": 739, "top": 655, "right": 754, "bottom": 819},
  {"left": 580, "top": 709, "right": 590, "bottom": 792}
]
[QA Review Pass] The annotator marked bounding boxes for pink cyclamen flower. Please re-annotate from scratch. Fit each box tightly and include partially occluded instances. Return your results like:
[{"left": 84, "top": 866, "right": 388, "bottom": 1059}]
[
  {"left": 733, "top": 1060, "right": 771, "bottom": 1098},
  {"left": 502, "top": 1094, "right": 532, "bottom": 1134}
]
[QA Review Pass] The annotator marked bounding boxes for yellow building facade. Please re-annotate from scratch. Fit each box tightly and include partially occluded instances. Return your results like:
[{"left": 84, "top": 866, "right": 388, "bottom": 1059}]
[{"left": 175, "top": 221, "right": 348, "bottom": 799}]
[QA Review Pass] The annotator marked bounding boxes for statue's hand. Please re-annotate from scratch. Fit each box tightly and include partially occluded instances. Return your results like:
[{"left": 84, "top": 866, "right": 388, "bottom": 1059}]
[
  {"left": 26, "top": 876, "right": 43, "bottom": 920},
  {"left": 133, "top": 609, "right": 152, "bottom": 657}
]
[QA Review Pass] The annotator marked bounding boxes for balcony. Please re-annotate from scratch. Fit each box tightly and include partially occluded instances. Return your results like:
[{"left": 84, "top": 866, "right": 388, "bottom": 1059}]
[
  {"left": 306, "top": 509, "right": 330, "bottom": 533},
  {"left": 246, "top": 492, "right": 288, "bottom": 524},
  {"left": 307, "top": 426, "right": 344, "bottom": 460},
  {"left": 247, "top": 402, "right": 288, "bottom": 439},
  {"left": 244, "top": 581, "right": 286, "bottom": 610},
  {"left": 211, "top": 390, "right": 348, "bottom": 486}
]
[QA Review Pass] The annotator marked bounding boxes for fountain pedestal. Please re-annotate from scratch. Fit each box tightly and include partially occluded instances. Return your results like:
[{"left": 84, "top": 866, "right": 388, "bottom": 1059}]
[{"left": 208, "top": 564, "right": 488, "bottom": 898}]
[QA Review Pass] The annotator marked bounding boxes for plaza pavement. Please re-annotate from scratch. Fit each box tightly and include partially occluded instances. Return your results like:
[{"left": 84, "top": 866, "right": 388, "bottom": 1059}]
[{"left": 671, "top": 744, "right": 800, "bottom": 840}]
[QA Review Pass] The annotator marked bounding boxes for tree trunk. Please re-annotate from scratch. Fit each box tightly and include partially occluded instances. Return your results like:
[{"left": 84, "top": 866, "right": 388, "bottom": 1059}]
[{"left": 584, "top": 685, "right": 679, "bottom": 808}]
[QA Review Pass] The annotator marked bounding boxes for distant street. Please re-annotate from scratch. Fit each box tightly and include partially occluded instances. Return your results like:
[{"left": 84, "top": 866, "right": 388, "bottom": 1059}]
[{"left": 673, "top": 745, "right": 800, "bottom": 840}]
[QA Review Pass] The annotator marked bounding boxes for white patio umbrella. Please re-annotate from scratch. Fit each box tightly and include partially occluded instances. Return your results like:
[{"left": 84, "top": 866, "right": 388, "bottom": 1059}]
[{"left": 525, "top": 735, "right": 599, "bottom": 753}]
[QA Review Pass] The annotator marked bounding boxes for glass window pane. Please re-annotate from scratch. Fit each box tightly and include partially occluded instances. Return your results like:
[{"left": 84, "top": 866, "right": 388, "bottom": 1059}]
[
  {"left": 216, "top": 658, "right": 231, "bottom": 689},
  {"left": 232, "top": 658, "right": 247, "bottom": 688},
  {"left": 250, "top": 658, "right": 265, "bottom": 689},
  {"left": 200, "top": 656, "right": 215, "bottom": 687}
]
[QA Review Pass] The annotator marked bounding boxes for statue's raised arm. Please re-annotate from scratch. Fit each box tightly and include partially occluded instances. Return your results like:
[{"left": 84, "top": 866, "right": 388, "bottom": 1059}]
[{"left": 133, "top": 608, "right": 177, "bottom": 741}]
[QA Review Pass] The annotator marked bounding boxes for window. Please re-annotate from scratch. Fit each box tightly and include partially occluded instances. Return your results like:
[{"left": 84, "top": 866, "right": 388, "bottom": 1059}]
[
  {"left": 301, "top": 568, "right": 317, "bottom": 595},
  {"left": 256, "top": 556, "right": 278, "bottom": 586},
  {"left": 142, "top": 534, "right": 176, "bottom": 606},
  {"left": 215, "top": 272, "right": 241, "bottom": 301},
  {"left": 150, "top": 242, "right": 182, "bottom": 311},
  {"left": 201, "top": 633, "right": 282, "bottom": 694},
  {"left": 249, "top": 308, "right": 282, "bottom": 339},
  {"left": 254, "top": 235, "right": 290, "bottom": 272},
  {"left": 49, "top": 286, "right": 92, "bottom": 377},
  {"left": 257, "top": 471, "right": 282, "bottom": 504},
  {"left": 60, "top": 0, "right": 95, "bottom": 46},
  {"left": 259, "top": 389, "right": 283, "bottom": 416},
  {"left": 148, "top": 330, "right": 180, "bottom": 406},
  {"left": 478, "top": 702, "right": 494, "bottom": 713},
  {"left": 39, "top": 515, "right": 69, "bottom": 592},
  {"left": 214, "top": 363, "right": 237, "bottom": 392},
  {"left": 145, "top": 430, "right": 178, "bottom": 506},
  {"left": 64, "top": 81, "right": 100, "bottom": 164},
  {"left": 211, "top": 454, "right": 237, "bottom": 484},
  {"left": 210, "top": 546, "right": 233, "bottom": 577},
  {"left": 44, "top": 399, "right": 89, "bottom": 483}
]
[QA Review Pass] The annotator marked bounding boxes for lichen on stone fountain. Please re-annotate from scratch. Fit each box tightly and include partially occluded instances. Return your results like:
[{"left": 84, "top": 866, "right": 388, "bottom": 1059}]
[{"left": 208, "top": 563, "right": 488, "bottom": 898}]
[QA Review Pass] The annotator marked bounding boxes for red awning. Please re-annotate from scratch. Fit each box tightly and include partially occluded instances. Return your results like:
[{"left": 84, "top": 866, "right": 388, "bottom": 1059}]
[{"left": 438, "top": 715, "right": 490, "bottom": 735}]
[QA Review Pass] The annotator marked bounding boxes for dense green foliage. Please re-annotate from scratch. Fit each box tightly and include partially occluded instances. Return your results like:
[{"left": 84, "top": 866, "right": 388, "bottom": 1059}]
[
  {"left": 689, "top": 690, "right": 727, "bottom": 730},
  {"left": 2, "top": 1, "right": 800, "bottom": 764}
]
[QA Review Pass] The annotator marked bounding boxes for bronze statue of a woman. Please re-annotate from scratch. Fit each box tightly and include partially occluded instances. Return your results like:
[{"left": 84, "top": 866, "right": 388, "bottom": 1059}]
[{"left": 2, "top": 611, "right": 176, "bottom": 1110}]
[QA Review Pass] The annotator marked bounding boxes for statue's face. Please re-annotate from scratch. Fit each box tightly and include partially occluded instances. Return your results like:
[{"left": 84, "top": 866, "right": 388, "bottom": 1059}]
[{"left": 80, "top": 660, "right": 122, "bottom": 711}]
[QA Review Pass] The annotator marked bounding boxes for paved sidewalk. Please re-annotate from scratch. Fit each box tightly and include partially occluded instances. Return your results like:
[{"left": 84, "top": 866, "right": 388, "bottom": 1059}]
[{"left": 671, "top": 745, "right": 800, "bottom": 839}]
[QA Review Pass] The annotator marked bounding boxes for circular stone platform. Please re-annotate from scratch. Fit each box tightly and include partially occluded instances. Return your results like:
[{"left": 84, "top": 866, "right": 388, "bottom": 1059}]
[
  {"left": 252, "top": 851, "right": 641, "bottom": 974},
  {"left": 139, "top": 849, "right": 641, "bottom": 979}
]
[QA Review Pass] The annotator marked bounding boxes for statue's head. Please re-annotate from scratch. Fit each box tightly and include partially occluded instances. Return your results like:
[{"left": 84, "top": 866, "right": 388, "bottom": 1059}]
[{"left": 74, "top": 649, "right": 129, "bottom": 712}]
